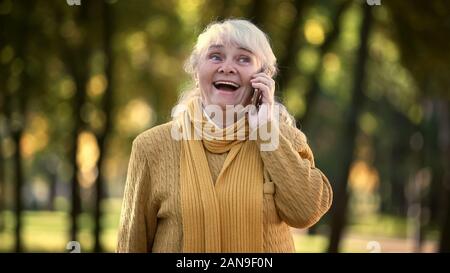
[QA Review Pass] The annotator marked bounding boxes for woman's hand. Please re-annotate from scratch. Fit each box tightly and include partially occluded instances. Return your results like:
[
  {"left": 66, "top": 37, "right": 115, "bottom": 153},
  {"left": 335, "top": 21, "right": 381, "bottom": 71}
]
[{"left": 248, "top": 72, "right": 276, "bottom": 131}]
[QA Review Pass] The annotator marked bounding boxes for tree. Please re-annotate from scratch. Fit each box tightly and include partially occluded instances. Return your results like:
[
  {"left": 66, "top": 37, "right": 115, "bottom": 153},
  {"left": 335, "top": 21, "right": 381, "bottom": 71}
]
[
  {"left": 93, "top": 0, "right": 116, "bottom": 253},
  {"left": 383, "top": 0, "right": 450, "bottom": 252},
  {"left": 53, "top": 1, "right": 92, "bottom": 242},
  {"left": 5, "top": 0, "right": 36, "bottom": 252},
  {"left": 438, "top": 101, "right": 450, "bottom": 252},
  {"left": 0, "top": 5, "right": 7, "bottom": 234},
  {"left": 297, "top": 0, "right": 351, "bottom": 129},
  {"left": 276, "top": 0, "right": 308, "bottom": 100},
  {"left": 327, "top": 3, "right": 373, "bottom": 253}
]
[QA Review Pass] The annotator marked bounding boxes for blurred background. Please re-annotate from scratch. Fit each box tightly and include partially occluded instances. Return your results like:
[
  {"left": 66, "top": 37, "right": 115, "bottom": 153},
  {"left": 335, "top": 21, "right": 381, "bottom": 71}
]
[{"left": 0, "top": 0, "right": 449, "bottom": 253}]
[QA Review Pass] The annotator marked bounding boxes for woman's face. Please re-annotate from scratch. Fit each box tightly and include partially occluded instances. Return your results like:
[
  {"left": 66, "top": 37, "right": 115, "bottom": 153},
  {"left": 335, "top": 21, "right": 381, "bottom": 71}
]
[{"left": 196, "top": 42, "right": 261, "bottom": 109}]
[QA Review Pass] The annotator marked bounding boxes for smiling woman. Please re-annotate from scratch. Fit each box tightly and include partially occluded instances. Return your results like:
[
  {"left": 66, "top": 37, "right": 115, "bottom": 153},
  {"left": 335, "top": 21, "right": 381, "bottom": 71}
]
[
  {"left": 116, "top": 19, "right": 333, "bottom": 253},
  {"left": 182, "top": 20, "right": 277, "bottom": 114},
  {"left": 198, "top": 42, "right": 258, "bottom": 110}
]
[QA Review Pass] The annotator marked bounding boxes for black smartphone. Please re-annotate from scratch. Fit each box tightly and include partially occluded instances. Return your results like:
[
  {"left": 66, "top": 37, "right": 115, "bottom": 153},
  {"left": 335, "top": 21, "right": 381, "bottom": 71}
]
[
  {"left": 250, "top": 68, "right": 265, "bottom": 111},
  {"left": 251, "top": 88, "right": 262, "bottom": 111}
]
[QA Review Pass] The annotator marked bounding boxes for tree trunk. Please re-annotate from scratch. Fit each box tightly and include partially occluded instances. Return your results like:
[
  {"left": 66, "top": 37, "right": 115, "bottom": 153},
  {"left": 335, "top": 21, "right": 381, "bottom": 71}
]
[
  {"left": 0, "top": 13, "right": 5, "bottom": 234},
  {"left": 276, "top": 0, "right": 308, "bottom": 99},
  {"left": 327, "top": 4, "right": 373, "bottom": 253},
  {"left": 247, "top": 0, "right": 268, "bottom": 28},
  {"left": 12, "top": 127, "right": 25, "bottom": 252},
  {"left": 391, "top": 139, "right": 407, "bottom": 216},
  {"left": 0, "top": 125, "right": 4, "bottom": 233},
  {"left": 8, "top": 0, "right": 34, "bottom": 252},
  {"left": 438, "top": 101, "right": 450, "bottom": 252},
  {"left": 298, "top": 0, "right": 351, "bottom": 129},
  {"left": 68, "top": 46, "right": 88, "bottom": 242},
  {"left": 47, "top": 166, "right": 57, "bottom": 211},
  {"left": 93, "top": 0, "right": 115, "bottom": 253},
  {"left": 54, "top": 2, "right": 91, "bottom": 243}
]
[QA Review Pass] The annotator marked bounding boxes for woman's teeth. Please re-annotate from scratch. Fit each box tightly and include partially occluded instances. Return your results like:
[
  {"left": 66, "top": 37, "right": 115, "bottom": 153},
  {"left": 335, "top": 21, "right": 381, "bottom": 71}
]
[{"left": 213, "top": 81, "right": 240, "bottom": 92}]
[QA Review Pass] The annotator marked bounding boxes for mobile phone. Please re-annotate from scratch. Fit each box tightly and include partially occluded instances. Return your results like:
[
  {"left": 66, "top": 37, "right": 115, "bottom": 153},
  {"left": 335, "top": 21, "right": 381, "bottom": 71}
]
[
  {"left": 251, "top": 88, "right": 262, "bottom": 111},
  {"left": 251, "top": 68, "right": 265, "bottom": 111}
]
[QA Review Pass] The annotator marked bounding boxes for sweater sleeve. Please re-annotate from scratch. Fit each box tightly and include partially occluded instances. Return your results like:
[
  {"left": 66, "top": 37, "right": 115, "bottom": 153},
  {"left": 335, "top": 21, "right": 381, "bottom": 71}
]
[
  {"left": 258, "top": 121, "right": 333, "bottom": 229},
  {"left": 116, "top": 136, "right": 157, "bottom": 252}
]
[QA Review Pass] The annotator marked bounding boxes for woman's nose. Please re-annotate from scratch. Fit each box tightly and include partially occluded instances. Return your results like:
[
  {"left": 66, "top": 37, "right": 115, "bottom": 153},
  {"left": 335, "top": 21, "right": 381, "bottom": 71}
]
[{"left": 218, "top": 60, "right": 236, "bottom": 74}]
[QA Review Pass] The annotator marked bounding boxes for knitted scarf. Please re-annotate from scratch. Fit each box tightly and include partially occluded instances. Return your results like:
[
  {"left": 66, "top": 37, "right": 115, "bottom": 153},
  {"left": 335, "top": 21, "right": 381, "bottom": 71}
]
[{"left": 177, "top": 97, "right": 264, "bottom": 253}]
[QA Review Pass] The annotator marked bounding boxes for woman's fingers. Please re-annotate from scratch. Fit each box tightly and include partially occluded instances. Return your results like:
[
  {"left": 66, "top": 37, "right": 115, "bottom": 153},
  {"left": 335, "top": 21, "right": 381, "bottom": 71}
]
[
  {"left": 250, "top": 75, "right": 274, "bottom": 89},
  {"left": 247, "top": 76, "right": 275, "bottom": 130},
  {"left": 251, "top": 82, "right": 269, "bottom": 94},
  {"left": 251, "top": 82, "right": 273, "bottom": 104},
  {"left": 250, "top": 75, "right": 275, "bottom": 100}
]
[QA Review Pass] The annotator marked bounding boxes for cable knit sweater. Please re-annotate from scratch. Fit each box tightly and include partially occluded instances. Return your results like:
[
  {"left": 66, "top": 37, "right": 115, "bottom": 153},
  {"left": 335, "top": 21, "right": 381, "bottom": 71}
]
[{"left": 116, "top": 120, "right": 333, "bottom": 253}]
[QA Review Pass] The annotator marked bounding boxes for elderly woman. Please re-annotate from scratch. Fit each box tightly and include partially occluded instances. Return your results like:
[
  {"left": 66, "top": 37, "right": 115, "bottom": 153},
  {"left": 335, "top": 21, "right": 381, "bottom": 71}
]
[{"left": 117, "top": 19, "right": 332, "bottom": 253}]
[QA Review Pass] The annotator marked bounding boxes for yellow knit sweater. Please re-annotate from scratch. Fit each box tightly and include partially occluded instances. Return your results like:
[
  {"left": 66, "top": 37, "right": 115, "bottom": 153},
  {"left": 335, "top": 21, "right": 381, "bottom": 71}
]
[{"left": 116, "top": 120, "right": 333, "bottom": 253}]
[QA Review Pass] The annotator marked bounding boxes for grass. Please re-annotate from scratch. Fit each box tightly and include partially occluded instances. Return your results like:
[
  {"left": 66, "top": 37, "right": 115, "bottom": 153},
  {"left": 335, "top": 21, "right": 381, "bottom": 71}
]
[
  {"left": 0, "top": 199, "right": 439, "bottom": 252},
  {"left": 347, "top": 214, "right": 408, "bottom": 238},
  {"left": 293, "top": 233, "right": 328, "bottom": 253},
  {"left": 0, "top": 199, "right": 122, "bottom": 252}
]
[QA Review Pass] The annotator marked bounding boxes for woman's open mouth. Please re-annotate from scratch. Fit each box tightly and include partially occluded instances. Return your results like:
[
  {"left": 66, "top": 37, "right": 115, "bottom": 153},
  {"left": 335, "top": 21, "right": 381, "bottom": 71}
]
[{"left": 212, "top": 81, "right": 241, "bottom": 92}]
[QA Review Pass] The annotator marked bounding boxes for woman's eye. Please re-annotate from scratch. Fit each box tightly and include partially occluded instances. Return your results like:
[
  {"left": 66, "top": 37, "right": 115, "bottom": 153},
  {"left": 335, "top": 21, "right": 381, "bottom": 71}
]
[
  {"left": 238, "top": 56, "right": 251, "bottom": 63},
  {"left": 209, "top": 54, "right": 222, "bottom": 61}
]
